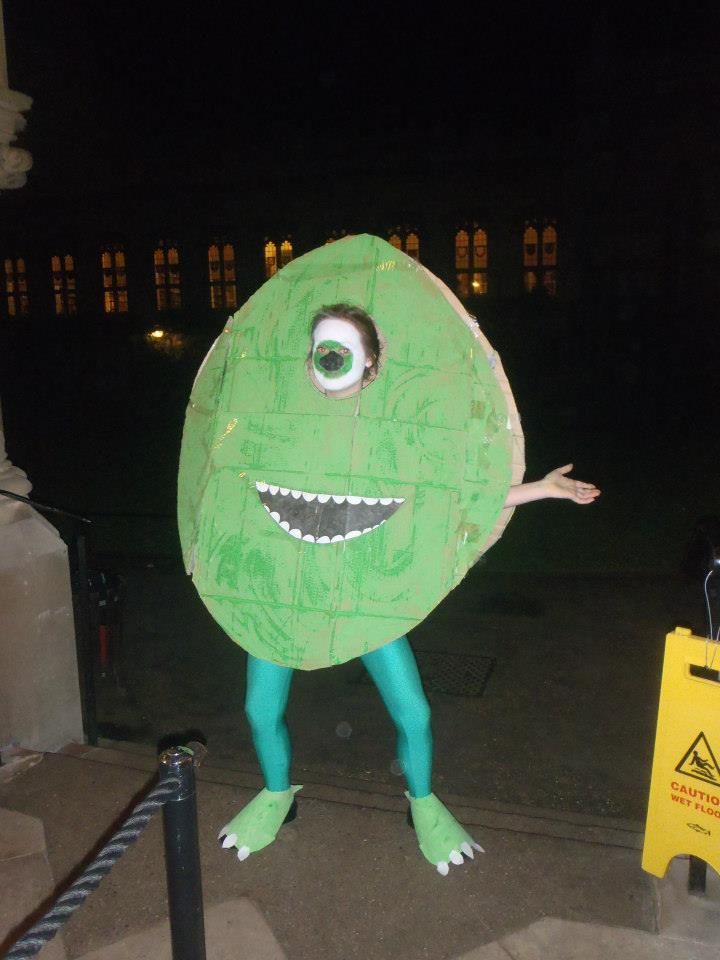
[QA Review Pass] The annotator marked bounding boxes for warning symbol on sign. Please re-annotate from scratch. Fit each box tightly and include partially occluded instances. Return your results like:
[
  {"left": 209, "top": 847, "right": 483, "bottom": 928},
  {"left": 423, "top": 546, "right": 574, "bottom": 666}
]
[{"left": 675, "top": 732, "right": 720, "bottom": 787}]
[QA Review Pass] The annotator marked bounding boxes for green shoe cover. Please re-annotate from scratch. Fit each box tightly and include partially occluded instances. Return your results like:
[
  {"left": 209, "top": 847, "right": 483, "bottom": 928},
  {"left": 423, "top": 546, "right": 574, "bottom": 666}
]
[
  {"left": 406, "top": 791, "right": 484, "bottom": 875},
  {"left": 219, "top": 786, "right": 302, "bottom": 860}
]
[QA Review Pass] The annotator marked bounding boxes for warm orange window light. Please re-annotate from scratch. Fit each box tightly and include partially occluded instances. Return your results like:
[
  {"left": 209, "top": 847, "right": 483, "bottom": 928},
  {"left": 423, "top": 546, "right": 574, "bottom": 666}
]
[
  {"left": 5, "top": 256, "right": 29, "bottom": 316},
  {"left": 524, "top": 270, "right": 538, "bottom": 293},
  {"left": 280, "top": 239, "right": 293, "bottom": 268},
  {"left": 542, "top": 225, "right": 557, "bottom": 266},
  {"left": 264, "top": 241, "right": 278, "bottom": 278},
  {"left": 51, "top": 253, "right": 77, "bottom": 315},
  {"left": 473, "top": 229, "right": 488, "bottom": 269},
  {"left": 101, "top": 247, "right": 128, "bottom": 314},
  {"left": 471, "top": 272, "right": 488, "bottom": 295},
  {"left": 405, "top": 232, "right": 420, "bottom": 261},
  {"left": 455, "top": 230, "right": 470, "bottom": 270},
  {"left": 209, "top": 243, "right": 237, "bottom": 309},
  {"left": 388, "top": 233, "right": 402, "bottom": 250},
  {"left": 523, "top": 226, "right": 538, "bottom": 267},
  {"left": 154, "top": 243, "right": 182, "bottom": 311}
]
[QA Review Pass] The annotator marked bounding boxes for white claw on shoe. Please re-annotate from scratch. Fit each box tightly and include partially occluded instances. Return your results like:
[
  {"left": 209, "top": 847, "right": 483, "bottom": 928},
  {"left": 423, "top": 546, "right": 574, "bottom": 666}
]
[
  {"left": 237, "top": 845, "right": 251, "bottom": 861},
  {"left": 461, "top": 842, "right": 474, "bottom": 859},
  {"left": 449, "top": 849, "right": 463, "bottom": 866},
  {"left": 471, "top": 841, "right": 485, "bottom": 853},
  {"left": 436, "top": 861, "right": 449, "bottom": 876},
  {"left": 221, "top": 833, "right": 237, "bottom": 849},
  {"left": 217, "top": 826, "right": 228, "bottom": 841}
]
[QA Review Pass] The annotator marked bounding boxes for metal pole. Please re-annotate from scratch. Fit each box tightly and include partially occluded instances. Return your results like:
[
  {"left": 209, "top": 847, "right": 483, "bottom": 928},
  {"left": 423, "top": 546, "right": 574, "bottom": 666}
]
[{"left": 160, "top": 747, "right": 207, "bottom": 960}]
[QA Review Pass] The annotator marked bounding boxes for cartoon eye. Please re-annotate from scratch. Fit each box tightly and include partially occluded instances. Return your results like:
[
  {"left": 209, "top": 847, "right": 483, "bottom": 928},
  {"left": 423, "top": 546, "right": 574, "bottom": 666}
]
[
  {"left": 317, "top": 345, "right": 329, "bottom": 354},
  {"left": 339, "top": 347, "right": 350, "bottom": 355}
]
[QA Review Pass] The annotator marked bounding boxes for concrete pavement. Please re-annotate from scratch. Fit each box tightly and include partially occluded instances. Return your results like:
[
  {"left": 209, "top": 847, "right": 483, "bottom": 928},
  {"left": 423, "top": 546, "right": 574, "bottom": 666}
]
[{"left": 2, "top": 744, "right": 719, "bottom": 960}]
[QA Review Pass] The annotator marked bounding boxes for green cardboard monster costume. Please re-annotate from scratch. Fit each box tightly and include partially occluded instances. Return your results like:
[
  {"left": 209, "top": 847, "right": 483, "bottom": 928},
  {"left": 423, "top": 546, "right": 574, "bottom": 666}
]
[{"left": 178, "top": 234, "right": 599, "bottom": 874}]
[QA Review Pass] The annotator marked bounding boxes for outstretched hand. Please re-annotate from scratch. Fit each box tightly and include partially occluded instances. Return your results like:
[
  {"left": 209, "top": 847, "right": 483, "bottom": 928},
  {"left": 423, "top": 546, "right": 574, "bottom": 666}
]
[{"left": 543, "top": 463, "right": 600, "bottom": 505}]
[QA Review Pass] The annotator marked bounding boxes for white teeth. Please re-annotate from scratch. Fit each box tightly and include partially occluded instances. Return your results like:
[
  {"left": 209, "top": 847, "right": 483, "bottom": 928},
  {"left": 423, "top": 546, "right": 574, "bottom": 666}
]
[
  {"left": 270, "top": 511, "right": 280, "bottom": 522},
  {"left": 317, "top": 494, "right": 330, "bottom": 503},
  {"left": 255, "top": 481, "right": 268, "bottom": 492},
  {"left": 393, "top": 498, "right": 404, "bottom": 503},
  {"left": 362, "top": 528, "right": 372, "bottom": 534},
  {"left": 302, "top": 491, "right": 316, "bottom": 502},
  {"left": 316, "top": 536, "right": 331, "bottom": 544},
  {"left": 302, "top": 534, "right": 315, "bottom": 542},
  {"left": 379, "top": 497, "right": 393, "bottom": 505},
  {"left": 347, "top": 495, "right": 361, "bottom": 505},
  {"left": 280, "top": 487, "right": 289, "bottom": 496},
  {"left": 331, "top": 494, "right": 345, "bottom": 504},
  {"left": 263, "top": 504, "right": 270, "bottom": 512},
  {"left": 289, "top": 528, "right": 302, "bottom": 539},
  {"left": 362, "top": 497, "right": 378, "bottom": 505},
  {"left": 291, "top": 489, "right": 301, "bottom": 499},
  {"left": 280, "top": 520, "right": 290, "bottom": 532},
  {"left": 345, "top": 530, "right": 362, "bottom": 540},
  {"left": 269, "top": 485, "right": 279, "bottom": 495},
  {"left": 331, "top": 535, "right": 344, "bottom": 543}
]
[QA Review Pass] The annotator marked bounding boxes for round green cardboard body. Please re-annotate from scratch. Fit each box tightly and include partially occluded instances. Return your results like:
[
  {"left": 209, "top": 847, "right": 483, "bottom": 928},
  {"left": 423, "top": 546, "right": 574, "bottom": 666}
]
[{"left": 178, "top": 234, "right": 523, "bottom": 670}]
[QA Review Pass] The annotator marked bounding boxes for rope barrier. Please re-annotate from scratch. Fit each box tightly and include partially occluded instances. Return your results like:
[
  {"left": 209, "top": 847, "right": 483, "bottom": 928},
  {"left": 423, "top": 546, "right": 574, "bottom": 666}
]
[{"left": 3, "top": 773, "right": 180, "bottom": 960}]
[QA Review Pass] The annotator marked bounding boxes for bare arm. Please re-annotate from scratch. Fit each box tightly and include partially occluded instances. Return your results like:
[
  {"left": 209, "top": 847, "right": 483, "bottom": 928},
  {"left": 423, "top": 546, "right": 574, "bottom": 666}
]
[{"left": 505, "top": 463, "right": 600, "bottom": 508}]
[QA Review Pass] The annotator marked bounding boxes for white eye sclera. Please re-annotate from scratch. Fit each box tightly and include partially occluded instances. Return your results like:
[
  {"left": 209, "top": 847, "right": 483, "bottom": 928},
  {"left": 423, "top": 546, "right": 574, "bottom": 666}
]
[{"left": 311, "top": 318, "right": 368, "bottom": 394}]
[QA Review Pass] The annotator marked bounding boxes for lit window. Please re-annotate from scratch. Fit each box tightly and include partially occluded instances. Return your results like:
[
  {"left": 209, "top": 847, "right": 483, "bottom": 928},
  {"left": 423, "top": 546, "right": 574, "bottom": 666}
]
[
  {"left": 4, "top": 257, "right": 29, "bottom": 316},
  {"left": 523, "top": 221, "right": 557, "bottom": 296},
  {"left": 264, "top": 241, "right": 278, "bottom": 278},
  {"left": 208, "top": 243, "right": 237, "bottom": 309},
  {"left": 101, "top": 246, "right": 128, "bottom": 313},
  {"left": 280, "top": 239, "right": 293, "bottom": 268},
  {"left": 523, "top": 226, "right": 539, "bottom": 267},
  {"left": 51, "top": 254, "right": 77, "bottom": 315},
  {"left": 154, "top": 242, "right": 182, "bottom": 311},
  {"left": 455, "top": 225, "right": 488, "bottom": 297},
  {"left": 405, "top": 232, "right": 420, "bottom": 261},
  {"left": 542, "top": 270, "right": 557, "bottom": 296},
  {"left": 387, "top": 228, "right": 420, "bottom": 260},
  {"left": 542, "top": 225, "right": 557, "bottom": 266},
  {"left": 455, "top": 231, "right": 470, "bottom": 270},
  {"left": 326, "top": 229, "right": 347, "bottom": 244}
]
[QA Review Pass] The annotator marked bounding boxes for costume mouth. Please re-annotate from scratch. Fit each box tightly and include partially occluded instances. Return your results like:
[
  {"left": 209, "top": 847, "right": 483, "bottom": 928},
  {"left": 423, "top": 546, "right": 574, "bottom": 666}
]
[{"left": 255, "top": 481, "right": 405, "bottom": 544}]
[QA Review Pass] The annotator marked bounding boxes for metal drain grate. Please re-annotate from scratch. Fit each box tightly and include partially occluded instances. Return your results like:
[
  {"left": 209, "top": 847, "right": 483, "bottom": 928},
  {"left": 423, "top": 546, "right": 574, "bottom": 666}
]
[{"left": 353, "top": 650, "right": 495, "bottom": 698}]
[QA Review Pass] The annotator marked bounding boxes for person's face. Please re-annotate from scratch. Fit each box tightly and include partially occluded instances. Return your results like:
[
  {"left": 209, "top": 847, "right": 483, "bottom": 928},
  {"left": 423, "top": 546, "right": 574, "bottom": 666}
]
[{"left": 309, "top": 317, "right": 373, "bottom": 397}]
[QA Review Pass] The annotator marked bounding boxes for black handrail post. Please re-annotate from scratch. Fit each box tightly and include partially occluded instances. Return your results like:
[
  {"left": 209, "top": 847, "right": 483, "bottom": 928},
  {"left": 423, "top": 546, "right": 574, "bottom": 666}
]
[{"left": 160, "top": 747, "right": 207, "bottom": 960}]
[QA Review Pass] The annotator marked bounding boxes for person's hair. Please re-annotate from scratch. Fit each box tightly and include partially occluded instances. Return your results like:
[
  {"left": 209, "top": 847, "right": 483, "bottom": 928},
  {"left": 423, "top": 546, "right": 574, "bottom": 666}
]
[{"left": 309, "top": 303, "right": 381, "bottom": 379}]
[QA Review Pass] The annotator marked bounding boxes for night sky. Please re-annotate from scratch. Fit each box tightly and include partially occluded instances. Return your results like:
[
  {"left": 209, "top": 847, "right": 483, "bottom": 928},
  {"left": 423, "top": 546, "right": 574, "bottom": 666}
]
[{"left": 4, "top": 1, "right": 716, "bottom": 187}]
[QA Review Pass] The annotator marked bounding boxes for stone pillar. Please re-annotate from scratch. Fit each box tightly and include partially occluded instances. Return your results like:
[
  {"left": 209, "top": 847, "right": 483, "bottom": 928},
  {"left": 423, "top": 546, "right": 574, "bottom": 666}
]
[{"left": 0, "top": 406, "right": 84, "bottom": 752}]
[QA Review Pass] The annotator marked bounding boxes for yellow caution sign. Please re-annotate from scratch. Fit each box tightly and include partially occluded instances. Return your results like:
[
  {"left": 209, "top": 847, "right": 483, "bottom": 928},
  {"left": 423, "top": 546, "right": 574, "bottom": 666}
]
[{"left": 642, "top": 627, "right": 720, "bottom": 877}]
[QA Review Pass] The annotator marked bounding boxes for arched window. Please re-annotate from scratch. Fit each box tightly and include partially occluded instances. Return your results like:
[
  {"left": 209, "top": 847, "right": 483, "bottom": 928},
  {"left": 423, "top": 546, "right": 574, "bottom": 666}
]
[
  {"left": 523, "top": 226, "right": 539, "bottom": 267},
  {"left": 455, "top": 230, "right": 470, "bottom": 271},
  {"left": 101, "top": 246, "right": 128, "bottom": 313},
  {"left": 523, "top": 221, "right": 557, "bottom": 295},
  {"left": 387, "top": 228, "right": 420, "bottom": 260},
  {"left": 4, "top": 257, "right": 29, "bottom": 316},
  {"left": 154, "top": 242, "right": 182, "bottom": 311},
  {"left": 280, "top": 239, "right": 293, "bottom": 268},
  {"left": 542, "top": 225, "right": 557, "bottom": 266},
  {"left": 208, "top": 243, "right": 237, "bottom": 309},
  {"left": 51, "top": 254, "right": 77, "bottom": 315},
  {"left": 455, "top": 225, "right": 488, "bottom": 297},
  {"left": 264, "top": 241, "right": 278, "bottom": 278},
  {"left": 405, "top": 232, "right": 420, "bottom": 261}
]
